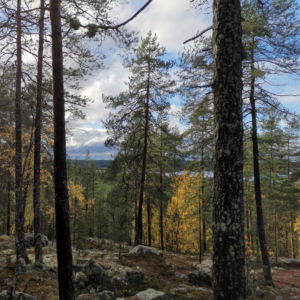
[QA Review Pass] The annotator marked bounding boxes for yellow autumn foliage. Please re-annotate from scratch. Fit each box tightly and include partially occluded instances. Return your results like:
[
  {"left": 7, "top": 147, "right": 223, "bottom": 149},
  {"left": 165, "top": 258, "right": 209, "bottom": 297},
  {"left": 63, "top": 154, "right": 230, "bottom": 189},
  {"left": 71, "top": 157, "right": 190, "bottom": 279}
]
[{"left": 137, "top": 172, "right": 208, "bottom": 254}]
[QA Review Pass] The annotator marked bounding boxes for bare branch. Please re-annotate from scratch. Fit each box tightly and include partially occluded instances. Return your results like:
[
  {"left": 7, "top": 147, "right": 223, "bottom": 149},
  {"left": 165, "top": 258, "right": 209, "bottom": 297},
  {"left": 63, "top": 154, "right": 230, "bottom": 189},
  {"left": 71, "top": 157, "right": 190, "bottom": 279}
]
[
  {"left": 183, "top": 26, "right": 212, "bottom": 44},
  {"left": 190, "top": 83, "right": 213, "bottom": 88}
]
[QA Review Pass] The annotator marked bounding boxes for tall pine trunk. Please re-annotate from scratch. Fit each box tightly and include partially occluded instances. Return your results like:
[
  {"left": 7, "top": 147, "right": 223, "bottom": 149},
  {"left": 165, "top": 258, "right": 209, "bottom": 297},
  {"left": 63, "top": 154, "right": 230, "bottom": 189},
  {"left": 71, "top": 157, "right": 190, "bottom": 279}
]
[
  {"left": 49, "top": 0, "right": 75, "bottom": 296},
  {"left": 33, "top": 0, "right": 45, "bottom": 264},
  {"left": 135, "top": 64, "right": 150, "bottom": 246},
  {"left": 198, "top": 187, "right": 202, "bottom": 264},
  {"left": 249, "top": 42, "right": 273, "bottom": 285},
  {"left": 212, "top": 0, "right": 246, "bottom": 296},
  {"left": 15, "top": 0, "right": 29, "bottom": 263},
  {"left": 147, "top": 195, "right": 151, "bottom": 246},
  {"left": 159, "top": 130, "right": 164, "bottom": 250},
  {"left": 7, "top": 167, "right": 11, "bottom": 236}
]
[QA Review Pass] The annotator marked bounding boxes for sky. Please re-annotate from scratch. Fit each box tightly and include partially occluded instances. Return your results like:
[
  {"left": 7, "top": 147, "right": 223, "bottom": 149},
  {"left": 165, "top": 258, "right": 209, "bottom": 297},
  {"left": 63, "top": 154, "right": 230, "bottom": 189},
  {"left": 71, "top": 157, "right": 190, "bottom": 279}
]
[
  {"left": 66, "top": 0, "right": 212, "bottom": 160},
  {"left": 66, "top": 0, "right": 300, "bottom": 160}
]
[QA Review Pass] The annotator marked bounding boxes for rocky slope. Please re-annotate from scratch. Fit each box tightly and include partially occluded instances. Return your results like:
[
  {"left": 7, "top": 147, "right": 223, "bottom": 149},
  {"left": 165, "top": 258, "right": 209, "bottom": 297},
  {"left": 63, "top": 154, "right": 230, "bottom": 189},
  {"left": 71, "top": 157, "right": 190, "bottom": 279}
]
[{"left": 0, "top": 235, "right": 300, "bottom": 299}]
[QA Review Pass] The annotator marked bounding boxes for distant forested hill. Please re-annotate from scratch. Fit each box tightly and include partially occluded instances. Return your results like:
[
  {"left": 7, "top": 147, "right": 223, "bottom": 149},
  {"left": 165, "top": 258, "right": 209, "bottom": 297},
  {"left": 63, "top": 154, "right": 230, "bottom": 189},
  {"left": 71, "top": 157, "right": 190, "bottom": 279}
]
[{"left": 70, "top": 160, "right": 111, "bottom": 169}]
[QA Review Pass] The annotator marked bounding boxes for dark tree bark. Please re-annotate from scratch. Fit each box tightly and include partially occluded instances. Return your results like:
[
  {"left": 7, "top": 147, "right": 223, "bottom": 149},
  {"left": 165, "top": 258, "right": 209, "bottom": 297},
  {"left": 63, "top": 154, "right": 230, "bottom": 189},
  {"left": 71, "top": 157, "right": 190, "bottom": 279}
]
[
  {"left": 147, "top": 195, "right": 151, "bottom": 246},
  {"left": 135, "top": 64, "right": 150, "bottom": 246},
  {"left": 7, "top": 167, "right": 11, "bottom": 236},
  {"left": 33, "top": 0, "right": 45, "bottom": 264},
  {"left": 249, "top": 43, "right": 273, "bottom": 285},
  {"left": 201, "top": 127, "right": 206, "bottom": 252},
  {"left": 211, "top": 0, "right": 246, "bottom": 296},
  {"left": 15, "top": 0, "right": 29, "bottom": 264},
  {"left": 159, "top": 130, "right": 164, "bottom": 250},
  {"left": 198, "top": 188, "right": 202, "bottom": 264},
  {"left": 49, "top": 0, "right": 75, "bottom": 297}
]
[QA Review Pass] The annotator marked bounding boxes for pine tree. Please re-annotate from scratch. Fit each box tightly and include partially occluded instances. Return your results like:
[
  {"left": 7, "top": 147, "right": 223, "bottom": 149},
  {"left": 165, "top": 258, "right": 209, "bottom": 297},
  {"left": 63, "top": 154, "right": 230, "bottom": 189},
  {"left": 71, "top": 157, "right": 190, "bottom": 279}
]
[{"left": 103, "top": 31, "right": 175, "bottom": 246}]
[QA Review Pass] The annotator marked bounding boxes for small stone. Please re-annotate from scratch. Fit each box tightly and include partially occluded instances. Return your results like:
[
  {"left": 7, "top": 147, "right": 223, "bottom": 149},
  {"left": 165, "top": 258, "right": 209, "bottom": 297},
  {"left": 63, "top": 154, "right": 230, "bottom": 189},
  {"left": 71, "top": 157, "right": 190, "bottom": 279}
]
[
  {"left": 76, "top": 290, "right": 116, "bottom": 300},
  {"left": 127, "top": 246, "right": 162, "bottom": 256},
  {"left": 136, "top": 289, "right": 168, "bottom": 300},
  {"left": 275, "top": 296, "right": 284, "bottom": 300},
  {"left": 0, "top": 290, "right": 35, "bottom": 299}
]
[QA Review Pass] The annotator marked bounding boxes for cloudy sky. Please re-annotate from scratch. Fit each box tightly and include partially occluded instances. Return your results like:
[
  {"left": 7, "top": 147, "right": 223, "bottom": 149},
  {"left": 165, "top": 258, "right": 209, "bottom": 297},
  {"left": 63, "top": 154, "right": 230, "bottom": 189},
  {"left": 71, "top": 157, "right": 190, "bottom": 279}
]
[
  {"left": 66, "top": 0, "right": 300, "bottom": 160},
  {"left": 66, "top": 0, "right": 212, "bottom": 160}
]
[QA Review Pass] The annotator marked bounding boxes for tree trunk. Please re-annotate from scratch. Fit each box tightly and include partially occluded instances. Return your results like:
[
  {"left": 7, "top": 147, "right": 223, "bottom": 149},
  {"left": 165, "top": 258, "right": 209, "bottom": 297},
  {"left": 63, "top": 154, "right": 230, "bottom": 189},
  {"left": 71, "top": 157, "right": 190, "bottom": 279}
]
[
  {"left": 202, "top": 217, "right": 206, "bottom": 252},
  {"left": 160, "top": 130, "right": 164, "bottom": 250},
  {"left": 49, "top": 0, "right": 75, "bottom": 296},
  {"left": 7, "top": 167, "right": 11, "bottom": 236},
  {"left": 212, "top": 0, "right": 246, "bottom": 296},
  {"left": 198, "top": 188, "right": 202, "bottom": 264},
  {"left": 290, "top": 210, "right": 295, "bottom": 259},
  {"left": 33, "top": 0, "right": 45, "bottom": 264},
  {"left": 15, "top": 0, "right": 29, "bottom": 264},
  {"left": 135, "top": 64, "right": 150, "bottom": 246},
  {"left": 147, "top": 195, "right": 151, "bottom": 246},
  {"left": 201, "top": 127, "right": 206, "bottom": 252},
  {"left": 249, "top": 41, "right": 273, "bottom": 285},
  {"left": 249, "top": 206, "right": 253, "bottom": 251}
]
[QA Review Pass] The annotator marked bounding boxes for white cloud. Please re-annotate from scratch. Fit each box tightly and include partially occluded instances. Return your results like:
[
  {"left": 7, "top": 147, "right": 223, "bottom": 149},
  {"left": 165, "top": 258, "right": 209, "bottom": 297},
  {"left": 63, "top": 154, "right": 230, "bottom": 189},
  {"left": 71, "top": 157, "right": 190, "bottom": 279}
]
[
  {"left": 66, "top": 0, "right": 212, "bottom": 159},
  {"left": 67, "top": 128, "right": 116, "bottom": 159}
]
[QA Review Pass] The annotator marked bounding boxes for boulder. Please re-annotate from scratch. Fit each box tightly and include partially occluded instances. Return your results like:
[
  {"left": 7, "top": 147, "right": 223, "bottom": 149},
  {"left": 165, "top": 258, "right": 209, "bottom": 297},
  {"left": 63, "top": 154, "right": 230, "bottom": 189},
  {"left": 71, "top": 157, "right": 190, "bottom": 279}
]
[
  {"left": 82, "top": 259, "right": 114, "bottom": 291},
  {"left": 24, "top": 234, "right": 48, "bottom": 248},
  {"left": 136, "top": 289, "right": 168, "bottom": 300},
  {"left": 188, "top": 262, "right": 212, "bottom": 287},
  {"left": 105, "top": 265, "right": 144, "bottom": 284},
  {"left": 127, "top": 246, "right": 162, "bottom": 256},
  {"left": 75, "top": 272, "right": 89, "bottom": 287},
  {"left": 124, "top": 270, "right": 144, "bottom": 283},
  {"left": 0, "top": 290, "right": 35, "bottom": 299},
  {"left": 9, "top": 255, "right": 26, "bottom": 267},
  {"left": 0, "top": 257, "right": 7, "bottom": 272},
  {"left": 162, "top": 258, "right": 175, "bottom": 276},
  {"left": 255, "top": 286, "right": 267, "bottom": 298},
  {"left": 278, "top": 257, "right": 300, "bottom": 268},
  {"left": 77, "top": 290, "right": 116, "bottom": 300}
]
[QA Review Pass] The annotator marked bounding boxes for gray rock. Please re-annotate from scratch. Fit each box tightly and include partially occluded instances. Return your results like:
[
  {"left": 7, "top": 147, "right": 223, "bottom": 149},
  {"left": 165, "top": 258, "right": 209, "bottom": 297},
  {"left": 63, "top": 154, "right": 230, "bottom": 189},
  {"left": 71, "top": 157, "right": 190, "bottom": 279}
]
[
  {"left": 127, "top": 245, "right": 162, "bottom": 256},
  {"left": 0, "top": 290, "right": 35, "bottom": 299},
  {"left": 162, "top": 258, "right": 175, "bottom": 276},
  {"left": 75, "top": 272, "right": 89, "bottom": 287},
  {"left": 124, "top": 270, "right": 144, "bottom": 283},
  {"left": 175, "top": 272, "right": 188, "bottom": 279},
  {"left": 278, "top": 257, "right": 300, "bottom": 268},
  {"left": 10, "top": 255, "right": 26, "bottom": 267},
  {"left": 77, "top": 290, "right": 116, "bottom": 300},
  {"left": 255, "top": 286, "right": 266, "bottom": 298},
  {"left": 0, "top": 257, "right": 7, "bottom": 271},
  {"left": 275, "top": 296, "right": 284, "bottom": 300},
  {"left": 82, "top": 259, "right": 114, "bottom": 291},
  {"left": 136, "top": 289, "right": 168, "bottom": 300},
  {"left": 24, "top": 233, "right": 48, "bottom": 248},
  {"left": 188, "top": 266, "right": 212, "bottom": 287}
]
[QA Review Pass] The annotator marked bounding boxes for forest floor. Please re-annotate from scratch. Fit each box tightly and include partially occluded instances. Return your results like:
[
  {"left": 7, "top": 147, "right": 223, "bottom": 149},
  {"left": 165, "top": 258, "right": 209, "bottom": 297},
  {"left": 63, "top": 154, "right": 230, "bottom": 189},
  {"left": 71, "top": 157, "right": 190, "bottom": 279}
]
[{"left": 0, "top": 236, "right": 300, "bottom": 300}]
